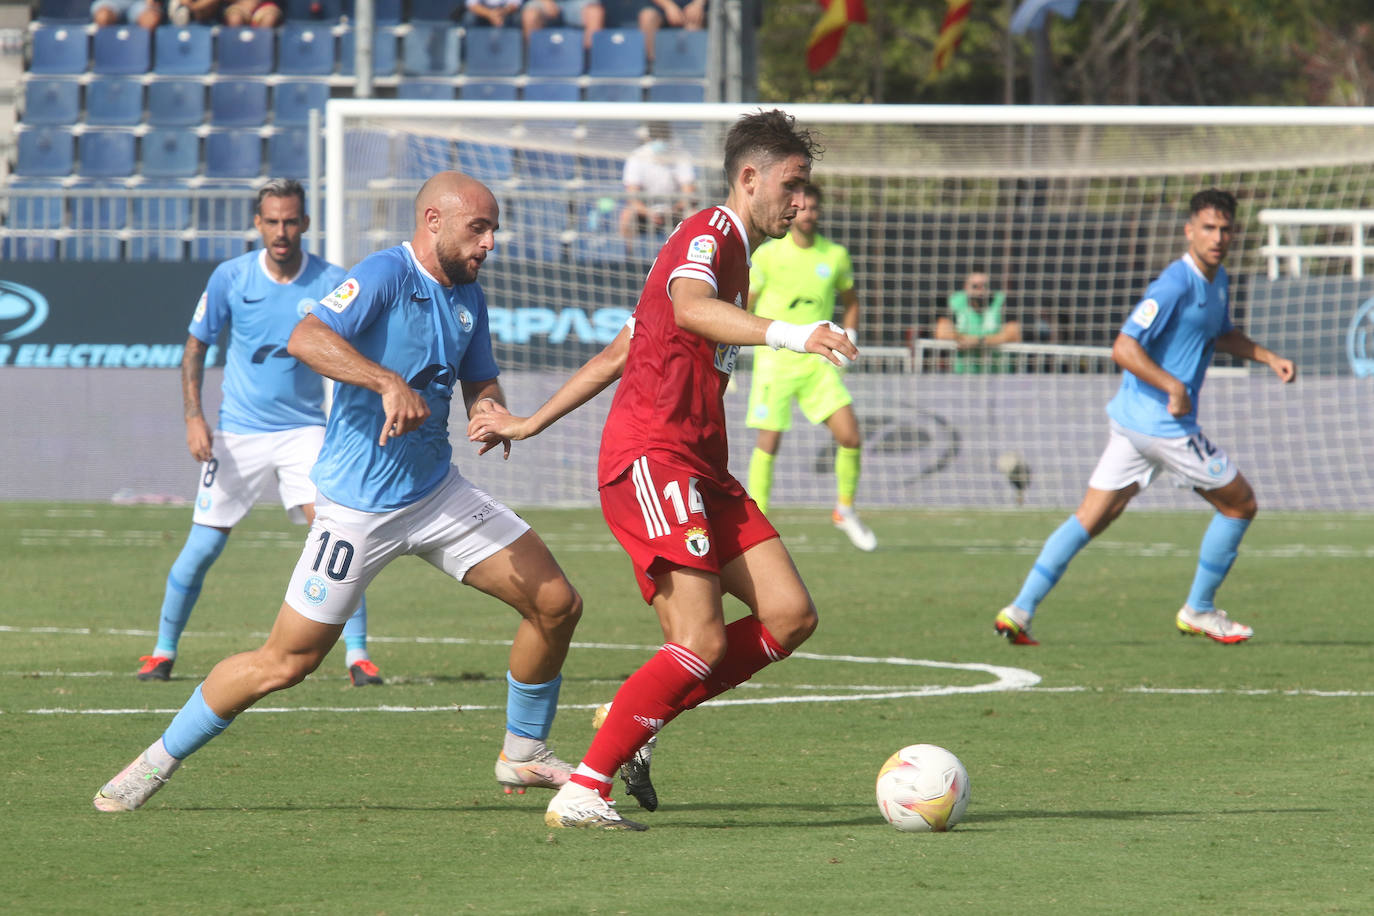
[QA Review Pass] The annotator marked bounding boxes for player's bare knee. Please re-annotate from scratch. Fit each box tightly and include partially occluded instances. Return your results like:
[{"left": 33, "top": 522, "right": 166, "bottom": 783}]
[
  {"left": 767, "top": 600, "right": 819, "bottom": 651},
  {"left": 532, "top": 577, "right": 582, "bottom": 634}
]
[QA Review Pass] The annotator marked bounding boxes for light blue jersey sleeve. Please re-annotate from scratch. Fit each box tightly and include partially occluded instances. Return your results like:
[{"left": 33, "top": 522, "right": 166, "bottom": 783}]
[
  {"left": 187, "top": 260, "right": 235, "bottom": 346},
  {"left": 457, "top": 284, "right": 499, "bottom": 382}
]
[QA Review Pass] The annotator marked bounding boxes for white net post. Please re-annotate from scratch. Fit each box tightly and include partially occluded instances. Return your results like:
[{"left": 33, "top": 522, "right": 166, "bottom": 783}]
[{"left": 324, "top": 101, "right": 1374, "bottom": 511}]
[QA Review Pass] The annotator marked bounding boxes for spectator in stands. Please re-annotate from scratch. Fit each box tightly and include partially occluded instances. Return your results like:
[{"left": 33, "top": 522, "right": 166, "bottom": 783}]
[
  {"left": 167, "top": 0, "right": 282, "bottom": 27},
  {"left": 935, "top": 269, "right": 1021, "bottom": 373},
  {"left": 463, "top": 0, "right": 521, "bottom": 28},
  {"left": 638, "top": 0, "right": 706, "bottom": 65},
  {"left": 522, "top": 0, "right": 604, "bottom": 50},
  {"left": 619, "top": 121, "right": 696, "bottom": 253},
  {"left": 92, "top": 0, "right": 165, "bottom": 30}
]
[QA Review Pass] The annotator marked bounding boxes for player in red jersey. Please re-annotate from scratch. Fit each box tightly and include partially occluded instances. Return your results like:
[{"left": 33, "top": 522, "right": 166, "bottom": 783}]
[{"left": 469, "top": 110, "right": 856, "bottom": 830}]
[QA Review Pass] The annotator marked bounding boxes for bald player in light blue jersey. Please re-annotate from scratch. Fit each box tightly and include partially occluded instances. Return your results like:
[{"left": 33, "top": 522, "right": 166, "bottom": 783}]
[
  {"left": 136, "top": 179, "right": 382, "bottom": 688},
  {"left": 96, "top": 172, "right": 584, "bottom": 813},
  {"left": 994, "top": 189, "right": 1296, "bottom": 647}
]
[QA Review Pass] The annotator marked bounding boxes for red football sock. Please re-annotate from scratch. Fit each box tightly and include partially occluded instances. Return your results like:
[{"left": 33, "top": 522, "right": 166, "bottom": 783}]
[
  {"left": 578, "top": 643, "right": 709, "bottom": 782},
  {"left": 677, "top": 616, "right": 789, "bottom": 711}
]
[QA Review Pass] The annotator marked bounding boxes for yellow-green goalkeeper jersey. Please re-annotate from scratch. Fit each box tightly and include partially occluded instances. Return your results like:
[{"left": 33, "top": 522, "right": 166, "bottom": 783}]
[{"left": 750, "top": 231, "right": 854, "bottom": 325}]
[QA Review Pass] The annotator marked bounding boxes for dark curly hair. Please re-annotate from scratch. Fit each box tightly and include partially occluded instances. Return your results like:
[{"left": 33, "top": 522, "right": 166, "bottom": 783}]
[
  {"left": 723, "top": 109, "right": 823, "bottom": 186},
  {"left": 1189, "top": 188, "right": 1237, "bottom": 221}
]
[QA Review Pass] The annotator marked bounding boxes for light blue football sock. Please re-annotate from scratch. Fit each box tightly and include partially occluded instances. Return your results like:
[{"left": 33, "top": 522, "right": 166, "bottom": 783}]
[
  {"left": 505, "top": 671, "right": 562, "bottom": 740},
  {"left": 161, "top": 683, "right": 234, "bottom": 760},
  {"left": 155, "top": 524, "right": 229, "bottom": 657},
  {"left": 342, "top": 594, "right": 368, "bottom": 653},
  {"left": 1013, "top": 515, "right": 1091, "bottom": 616},
  {"left": 1186, "top": 513, "right": 1250, "bottom": 612}
]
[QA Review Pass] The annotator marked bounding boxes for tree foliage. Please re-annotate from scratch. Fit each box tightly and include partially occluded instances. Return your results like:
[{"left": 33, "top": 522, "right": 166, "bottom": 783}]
[{"left": 756, "top": 0, "right": 1374, "bottom": 106}]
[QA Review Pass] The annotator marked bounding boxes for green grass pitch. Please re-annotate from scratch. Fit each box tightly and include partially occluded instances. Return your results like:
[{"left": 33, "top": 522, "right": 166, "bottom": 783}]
[{"left": 4, "top": 502, "right": 1373, "bottom": 914}]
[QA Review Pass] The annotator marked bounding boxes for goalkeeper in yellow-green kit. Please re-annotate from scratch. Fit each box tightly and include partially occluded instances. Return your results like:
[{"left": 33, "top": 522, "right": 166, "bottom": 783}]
[{"left": 745, "top": 182, "right": 876, "bottom": 551}]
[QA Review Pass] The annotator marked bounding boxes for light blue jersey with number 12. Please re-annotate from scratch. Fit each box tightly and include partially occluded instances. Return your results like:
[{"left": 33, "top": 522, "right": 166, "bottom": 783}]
[
  {"left": 306, "top": 242, "right": 500, "bottom": 513},
  {"left": 1106, "top": 253, "right": 1233, "bottom": 438}
]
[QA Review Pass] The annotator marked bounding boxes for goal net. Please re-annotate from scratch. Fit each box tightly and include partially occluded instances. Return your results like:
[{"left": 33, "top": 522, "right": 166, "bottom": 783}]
[{"left": 324, "top": 101, "right": 1374, "bottom": 511}]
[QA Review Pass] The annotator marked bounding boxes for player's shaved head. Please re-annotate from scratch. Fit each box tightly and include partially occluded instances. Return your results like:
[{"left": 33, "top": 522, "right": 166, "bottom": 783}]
[
  {"left": 414, "top": 170, "right": 496, "bottom": 226},
  {"left": 412, "top": 170, "right": 499, "bottom": 285}
]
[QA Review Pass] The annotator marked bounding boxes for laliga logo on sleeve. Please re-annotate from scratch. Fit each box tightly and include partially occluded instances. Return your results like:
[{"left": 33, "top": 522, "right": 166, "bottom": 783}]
[
  {"left": 191, "top": 291, "right": 208, "bottom": 325},
  {"left": 686, "top": 235, "right": 717, "bottom": 264},
  {"left": 319, "top": 278, "right": 359, "bottom": 313},
  {"left": 1131, "top": 298, "right": 1160, "bottom": 329}
]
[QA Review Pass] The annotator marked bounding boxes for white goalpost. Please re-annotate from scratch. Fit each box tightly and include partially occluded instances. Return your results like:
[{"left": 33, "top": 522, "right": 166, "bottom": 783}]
[{"left": 323, "top": 101, "right": 1374, "bottom": 511}]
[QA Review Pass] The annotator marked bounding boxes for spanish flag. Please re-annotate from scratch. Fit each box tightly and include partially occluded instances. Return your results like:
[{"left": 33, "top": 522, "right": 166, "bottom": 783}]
[
  {"left": 931, "top": 0, "right": 972, "bottom": 76},
  {"left": 806, "top": 0, "right": 868, "bottom": 73}
]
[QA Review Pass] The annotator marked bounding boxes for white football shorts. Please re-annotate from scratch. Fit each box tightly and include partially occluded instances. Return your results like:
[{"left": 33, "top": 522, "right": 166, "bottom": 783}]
[
  {"left": 191, "top": 426, "right": 326, "bottom": 528},
  {"left": 284, "top": 465, "right": 531, "bottom": 625},
  {"left": 1087, "top": 420, "right": 1239, "bottom": 493}
]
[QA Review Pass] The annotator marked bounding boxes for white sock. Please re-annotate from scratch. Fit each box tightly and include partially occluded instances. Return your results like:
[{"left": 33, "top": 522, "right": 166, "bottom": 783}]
[
  {"left": 345, "top": 649, "right": 370, "bottom": 667},
  {"left": 503, "top": 732, "right": 544, "bottom": 761},
  {"left": 145, "top": 737, "right": 181, "bottom": 769}
]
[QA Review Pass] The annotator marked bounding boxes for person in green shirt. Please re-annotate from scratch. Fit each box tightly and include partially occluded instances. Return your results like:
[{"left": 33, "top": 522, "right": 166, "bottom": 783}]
[
  {"left": 746, "top": 183, "right": 876, "bottom": 552},
  {"left": 936, "top": 270, "right": 1022, "bottom": 373}
]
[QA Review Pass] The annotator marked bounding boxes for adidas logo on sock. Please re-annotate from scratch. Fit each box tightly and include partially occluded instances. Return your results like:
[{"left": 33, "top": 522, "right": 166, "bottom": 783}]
[{"left": 632, "top": 715, "right": 665, "bottom": 733}]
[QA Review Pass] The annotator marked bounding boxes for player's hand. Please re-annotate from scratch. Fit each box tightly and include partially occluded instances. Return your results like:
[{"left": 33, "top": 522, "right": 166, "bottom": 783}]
[
  {"left": 804, "top": 321, "right": 858, "bottom": 367},
  {"left": 1166, "top": 383, "right": 1193, "bottom": 418},
  {"left": 467, "top": 409, "right": 532, "bottom": 460},
  {"left": 1270, "top": 356, "right": 1297, "bottom": 384},
  {"left": 834, "top": 327, "right": 859, "bottom": 369},
  {"left": 379, "top": 380, "right": 429, "bottom": 446},
  {"left": 186, "top": 415, "right": 214, "bottom": 463}
]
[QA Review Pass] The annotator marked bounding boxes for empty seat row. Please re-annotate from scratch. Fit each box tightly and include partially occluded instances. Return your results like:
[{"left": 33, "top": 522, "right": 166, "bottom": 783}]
[
  {"left": 16, "top": 127, "right": 317, "bottom": 179},
  {"left": 24, "top": 77, "right": 331, "bottom": 127},
  {"left": 399, "top": 78, "right": 704, "bottom": 103},
  {"left": 30, "top": 24, "right": 708, "bottom": 79}
]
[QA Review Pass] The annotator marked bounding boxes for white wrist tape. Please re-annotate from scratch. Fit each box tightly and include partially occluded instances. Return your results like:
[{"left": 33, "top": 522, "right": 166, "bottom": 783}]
[{"left": 765, "top": 319, "right": 837, "bottom": 354}]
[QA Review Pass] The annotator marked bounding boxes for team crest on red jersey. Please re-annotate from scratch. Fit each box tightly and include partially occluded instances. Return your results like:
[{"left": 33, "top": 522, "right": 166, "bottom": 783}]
[{"left": 684, "top": 527, "right": 711, "bottom": 557}]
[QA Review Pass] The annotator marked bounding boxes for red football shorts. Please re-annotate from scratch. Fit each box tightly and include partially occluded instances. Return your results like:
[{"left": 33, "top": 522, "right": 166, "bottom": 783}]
[{"left": 600, "top": 455, "right": 779, "bottom": 603}]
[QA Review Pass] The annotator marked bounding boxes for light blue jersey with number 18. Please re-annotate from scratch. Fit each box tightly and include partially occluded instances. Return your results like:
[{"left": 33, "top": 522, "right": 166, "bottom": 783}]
[
  {"left": 188, "top": 250, "right": 348, "bottom": 434},
  {"left": 1106, "top": 253, "right": 1233, "bottom": 438},
  {"left": 306, "top": 242, "right": 500, "bottom": 513}
]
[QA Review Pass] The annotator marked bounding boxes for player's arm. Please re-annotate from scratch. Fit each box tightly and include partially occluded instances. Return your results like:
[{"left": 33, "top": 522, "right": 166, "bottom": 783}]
[
  {"left": 287, "top": 313, "right": 429, "bottom": 445},
  {"left": 669, "top": 276, "right": 857, "bottom": 366},
  {"left": 1214, "top": 328, "right": 1297, "bottom": 383},
  {"left": 467, "top": 322, "right": 631, "bottom": 456},
  {"left": 934, "top": 316, "right": 984, "bottom": 350},
  {"left": 181, "top": 334, "right": 214, "bottom": 463},
  {"left": 1111, "top": 332, "right": 1191, "bottom": 418}
]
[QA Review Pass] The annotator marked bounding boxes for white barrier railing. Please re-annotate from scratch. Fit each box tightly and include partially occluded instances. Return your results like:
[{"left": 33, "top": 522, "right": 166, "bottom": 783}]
[{"left": 1258, "top": 209, "right": 1374, "bottom": 280}]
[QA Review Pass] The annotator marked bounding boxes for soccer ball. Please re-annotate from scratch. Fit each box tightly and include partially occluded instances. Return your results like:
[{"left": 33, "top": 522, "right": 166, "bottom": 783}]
[{"left": 875, "top": 744, "right": 970, "bottom": 832}]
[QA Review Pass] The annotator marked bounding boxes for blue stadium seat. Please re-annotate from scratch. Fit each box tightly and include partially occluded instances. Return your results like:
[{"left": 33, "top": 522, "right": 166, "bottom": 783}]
[
  {"left": 30, "top": 26, "right": 88, "bottom": 75},
  {"left": 206, "top": 132, "right": 264, "bottom": 178},
  {"left": 651, "top": 28, "right": 707, "bottom": 77},
  {"left": 78, "top": 130, "right": 137, "bottom": 178},
  {"left": 527, "top": 28, "right": 584, "bottom": 77},
  {"left": 407, "top": 0, "right": 453, "bottom": 21},
  {"left": 463, "top": 28, "right": 522, "bottom": 77},
  {"left": 585, "top": 81, "right": 641, "bottom": 103},
  {"left": 210, "top": 80, "right": 270, "bottom": 127},
  {"left": 369, "top": 0, "right": 404, "bottom": 23},
  {"left": 457, "top": 141, "right": 513, "bottom": 183},
  {"left": 36, "top": 0, "right": 87, "bottom": 20},
  {"left": 216, "top": 27, "right": 275, "bottom": 75},
  {"left": 647, "top": 81, "right": 705, "bottom": 103},
  {"left": 269, "top": 129, "right": 311, "bottom": 177},
  {"left": 85, "top": 78, "right": 144, "bottom": 126},
  {"left": 397, "top": 80, "right": 456, "bottom": 100},
  {"left": 16, "top": 127, "right": 75, "bottom": 177},
  {"left": 461, "top": 80, "right": 518, "bottom": 101},
  {"left": 154, "top": 25, "right": 213, "bottom": 75},
  {"left": 523, "top": 79, "right": 580, "bottom": 103},
  {"left": 402, "top": 23, "right": 461, "bottom": 76},
  {"left": 501, "top": 197, "right": 566, "bottom": 262},
  {"left": 129, "top": 182, "right": 190, "bottom": 261},
  {"left": 279, "top": 23, "right": 335, "bottom": 75},
  {"left": 93, "top": 25, "right": 152, "bottom": 74},
  {"left": 141, "top": 129, "right": 201, "bottom": 178},
  {"left": 343, "top": 129, "right": 392, "bottom": 182},
  {"left": 395, "top": 135, "right": 455, "bottom": 179},
  {"left": 589, "top": 29, "right": 645, "bottom": 77},
  {"left": 1, "top": 237, "right": 61, "bottom": 261},
  {"left": 573, "top": 200, "right": 637, "bottom": 263},
  {"left": 339, "top": 28, "right": 399, "bottom": 77},
  {"left": 273, "top": 80, "right": 329, "bottom": 127},
  {"left": 69, "top": 181, "right": 128, "bottom": 260},
  {"left": 21, "top": 79, "right": 81, "bottom": 126},
  {"left": 147, "top": 80, "right": 205, "bottom": 126}
]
